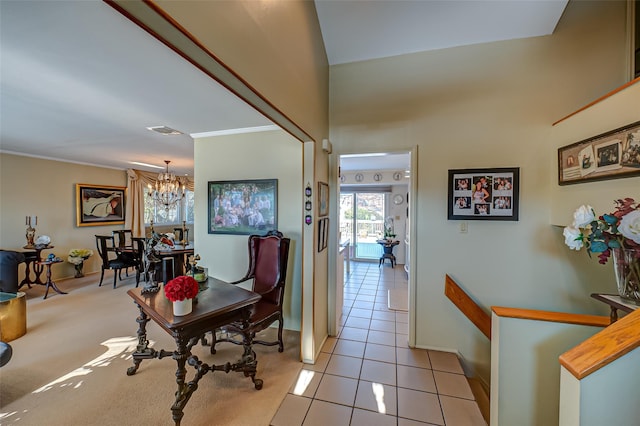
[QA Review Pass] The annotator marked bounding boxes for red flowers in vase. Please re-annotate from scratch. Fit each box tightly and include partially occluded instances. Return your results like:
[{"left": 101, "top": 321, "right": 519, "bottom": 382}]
[{"left": 164, "top": 275, "right": 199, "bottom": 302}]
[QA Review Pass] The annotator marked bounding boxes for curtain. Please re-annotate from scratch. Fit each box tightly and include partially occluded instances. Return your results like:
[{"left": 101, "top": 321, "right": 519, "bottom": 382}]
[{"left": 125, "top": 169, "right": 194, "bottom": 237}]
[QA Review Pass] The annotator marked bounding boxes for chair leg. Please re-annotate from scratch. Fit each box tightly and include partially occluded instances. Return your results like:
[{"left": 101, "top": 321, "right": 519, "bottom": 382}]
[
  {"left": 210, "top": 330, "right": 218, "bottom": 355},
  {"left": 113, "top": 268, "right": 118, "bottom": 289},
  {"left": 277, "top": 314, "right": 284, "bottom": 353},
  {"left": 99, "top": 269, "right": 105, "bottom": 286}
]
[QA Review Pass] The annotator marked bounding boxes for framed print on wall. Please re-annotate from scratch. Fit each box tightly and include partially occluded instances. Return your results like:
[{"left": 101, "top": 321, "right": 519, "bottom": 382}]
[
  {"left": 447, "top": 168, "right": 520, "bottom": 221},
  {"left": 318, "top": 217, "right": 329, "bottom": 252},
  {"left": 318, "top": 182, "right": 329, "bottom": 217},
  {"left": 208, "top": 179, "right": 278, "bottom": 235},
  {"left": 558, "top": 121, "right": 640, "bottom": 185},
  {"left": 76, "top": 183, "right": 126, "bottom": 227}
]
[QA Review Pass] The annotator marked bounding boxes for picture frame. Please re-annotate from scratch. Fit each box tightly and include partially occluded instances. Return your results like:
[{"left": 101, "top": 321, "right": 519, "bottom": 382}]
[
  {"left": 318, "top": 217, "right": 329, "bottom": 252},
  {"left": 558, "top": 121, "right": 640, "bottom": 185},
  {"left": 318, "top": 182, "right": 329, "bottom": 217},
  {"left": 75, "top": 183, "right": 126, "bottom": 227},
  {"left": 208, "top": 179, "right": 278, "bottom": 235},
  {"left": 447, "top": 168, "right": 520, "bottom": 221}
]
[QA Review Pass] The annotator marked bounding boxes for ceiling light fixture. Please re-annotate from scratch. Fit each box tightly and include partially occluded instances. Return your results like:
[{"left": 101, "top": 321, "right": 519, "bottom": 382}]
[
  {"left": 146, "top": 126, "right": 183, "bottom": 135},
  {"left": 148, "top": 160, "right": 184, "bottom": 211}
]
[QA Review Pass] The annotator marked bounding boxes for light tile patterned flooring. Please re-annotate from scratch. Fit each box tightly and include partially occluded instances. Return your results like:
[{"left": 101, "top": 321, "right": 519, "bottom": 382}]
[{"left": 271, "top": 262, "right": 486, "bottom": 426}]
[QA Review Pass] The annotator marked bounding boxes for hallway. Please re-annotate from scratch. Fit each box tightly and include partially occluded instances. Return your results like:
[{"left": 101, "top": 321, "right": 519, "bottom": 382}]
[{"left": 271, "top": 262, "right": 487, "bottom": 425}]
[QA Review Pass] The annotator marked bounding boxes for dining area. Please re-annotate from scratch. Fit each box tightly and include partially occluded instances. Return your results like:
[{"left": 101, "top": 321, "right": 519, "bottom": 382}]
[{"left": 94, "top": 227, "right": 195, "bottom": 290}]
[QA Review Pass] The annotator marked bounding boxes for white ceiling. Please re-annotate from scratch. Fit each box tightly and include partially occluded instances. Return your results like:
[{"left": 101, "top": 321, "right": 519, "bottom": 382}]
[{"left": 0, "top": 1, "right": 568, "bottom": 175}]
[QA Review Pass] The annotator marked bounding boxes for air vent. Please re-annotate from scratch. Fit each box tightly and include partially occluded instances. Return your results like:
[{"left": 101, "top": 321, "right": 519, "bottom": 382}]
[{"left": 146, "top": 126, "right": 183, "bottom": 135}]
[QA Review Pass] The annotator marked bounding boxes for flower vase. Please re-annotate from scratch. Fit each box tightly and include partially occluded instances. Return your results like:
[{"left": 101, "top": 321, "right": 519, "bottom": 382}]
[
  {"left": 612, "top": 248, "right": 640, "bottom": 306},
  {"left": 74, "top": 262, "right": 84, "bottom": 278},
  {"left": 173, "top": 298, "right": 193, "bottom": 316}
]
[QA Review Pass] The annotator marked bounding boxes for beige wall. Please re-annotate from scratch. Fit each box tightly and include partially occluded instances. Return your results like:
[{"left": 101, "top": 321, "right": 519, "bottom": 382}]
[
  {"left": 329, "top": 0, "right": 630, "bottom": 383},
  {"left": 0, "top": 154, "right": 127, "bottom": 281},
  {"left": 193, "top": 130, "right": 303, "bottom": 331},
  {"left": 156, "top": 0, "right": 330, "bottom": 146}
]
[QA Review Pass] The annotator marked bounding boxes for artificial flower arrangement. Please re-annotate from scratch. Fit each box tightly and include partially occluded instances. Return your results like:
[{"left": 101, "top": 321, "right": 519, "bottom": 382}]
[
  {"left": 563, "top": 198, "right": 640, "bottom": 262},
  {"left": 563, "top": 198, "right": 640, "bottom": 303},
  {"left": 164, "top": 275, "right": 199, "bottom": 302},
  {"left": 67, "top": 248, "right": 94, "bottom": 264},
  {"left": 68, "top": 248, "right": 94, "bottom": 278}
]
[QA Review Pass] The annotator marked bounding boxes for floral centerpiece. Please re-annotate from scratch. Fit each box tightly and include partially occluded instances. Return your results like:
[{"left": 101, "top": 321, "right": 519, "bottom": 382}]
[
  {"left": 563, "top": 198, "right": 640, "bottom": 304},
  {"left": 164, "top": 275, "right": 199, "bottom": 316},
  {"left": 67, "top": 248, "right": 93, "bottom": 278}
]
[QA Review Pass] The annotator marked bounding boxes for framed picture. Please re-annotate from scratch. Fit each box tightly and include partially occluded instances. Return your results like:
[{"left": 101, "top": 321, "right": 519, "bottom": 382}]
[
  {"left": 318, "top": 182, "right": 329, "bottom": 217},
  {"left": 318, "top": 217, "right": 329, "bottom": 252},
  {"left": 75, "top": 183, "right": 126, "bottom": 227},
  {"left": 208, "top": 179, "right": 278, "bottom": 235},
  {"left": 558, "top": 121, "right": 640, "bottom": 185},
  {"left": 447, "top": 168, "right": 520, "bottom": 221}
]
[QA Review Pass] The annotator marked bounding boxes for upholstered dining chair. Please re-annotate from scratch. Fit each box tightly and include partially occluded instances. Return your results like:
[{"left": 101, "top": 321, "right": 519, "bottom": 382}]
[
  {"left": 95, "top": 235, "right": 141, "bottom": 288},
  {"left": 210, "top": 230, "right": 291, "bottom": 353}
]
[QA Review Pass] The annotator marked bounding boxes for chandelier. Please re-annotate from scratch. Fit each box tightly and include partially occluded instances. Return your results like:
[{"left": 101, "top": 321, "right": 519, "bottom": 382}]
[{"left": 149, "top": 160, "right": 184, "bottom": 211}]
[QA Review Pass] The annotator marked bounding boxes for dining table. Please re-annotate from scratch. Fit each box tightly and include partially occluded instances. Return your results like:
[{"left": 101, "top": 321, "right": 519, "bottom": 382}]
[{"left": 155, "top": 243, "right": 195, "bottom": 277}]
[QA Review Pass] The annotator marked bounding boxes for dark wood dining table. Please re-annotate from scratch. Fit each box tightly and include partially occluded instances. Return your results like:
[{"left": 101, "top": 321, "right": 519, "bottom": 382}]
[
  {"left": 156, "top": 243, "right": 195, "bottom": 277},
  {"left": 126, "top": 277, "right": 262, "bottom": 426}
]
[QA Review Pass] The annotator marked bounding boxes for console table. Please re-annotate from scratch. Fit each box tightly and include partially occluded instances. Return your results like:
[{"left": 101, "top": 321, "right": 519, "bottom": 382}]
[
  {"left": 126, "top": 277, "right": 261, "bottom": 426},
  {"left": 19, "top": 245, "right": 53, "bottom": 288},
  {"left": 590, "top": 293, "right": 639, "bottom": 323}
]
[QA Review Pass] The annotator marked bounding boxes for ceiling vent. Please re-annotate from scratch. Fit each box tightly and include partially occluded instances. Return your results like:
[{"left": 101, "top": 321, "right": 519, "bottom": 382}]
[{"left": 146, "top": 126, "right": 183, "bottom": 135}]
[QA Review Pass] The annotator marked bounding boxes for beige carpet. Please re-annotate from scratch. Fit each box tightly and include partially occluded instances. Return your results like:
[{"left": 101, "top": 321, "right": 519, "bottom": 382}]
[
  {"left": 387, "top": 288, "right": 408, "bottom": 311},
  {"left": 0, "top": 273, "right": 301, "bottom": 425}
]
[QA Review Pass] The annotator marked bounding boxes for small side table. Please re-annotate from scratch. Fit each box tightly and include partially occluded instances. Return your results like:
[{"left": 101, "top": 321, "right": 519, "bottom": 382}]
[
  {"left": 376, "top": 239, "right": 400, "bottom": 267},
  {"left": 35, "top": 259, "right": 66, "bottom": 299},
  {"left": 590, "top": 293, "right": 639, "bottom": 323}
]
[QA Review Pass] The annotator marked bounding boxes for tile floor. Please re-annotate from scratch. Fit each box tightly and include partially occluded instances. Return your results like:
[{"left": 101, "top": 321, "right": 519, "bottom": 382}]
[{"left": 271, "top": 262, "right": 487, "bottom": 426}]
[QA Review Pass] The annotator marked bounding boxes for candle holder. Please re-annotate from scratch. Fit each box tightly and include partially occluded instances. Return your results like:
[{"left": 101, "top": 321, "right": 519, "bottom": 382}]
[
  {"left": 25, "top": 215, "right": 37, "bottom": 248},
  {"left": 181, "top": 220, "right": 188, "bottom": 246}
]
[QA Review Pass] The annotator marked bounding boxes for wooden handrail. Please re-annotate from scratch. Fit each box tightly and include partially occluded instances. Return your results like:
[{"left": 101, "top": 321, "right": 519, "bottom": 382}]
[
  {"left": 444, "top": 275, "right": 491, "bottom": 339},
  {"left": 559, "top": 309, "right": 640, "bottom": 379},
  {"left": 491, "top": 306, "right": 610, "bottom": 328}
]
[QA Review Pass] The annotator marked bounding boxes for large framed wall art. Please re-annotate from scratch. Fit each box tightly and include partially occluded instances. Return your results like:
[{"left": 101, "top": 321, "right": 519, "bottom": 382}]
[
  {"left": 558, "top": 121, "right": 640, "bottom": 185},
  {"left": 76, "top": 183, "right": 126, "bottom": 227},
  {"left": 447, "top": 168, "right": 520, "bottom": 221},
  {"left": 208, "top": 179, "right": 278, "bottom": 235}
]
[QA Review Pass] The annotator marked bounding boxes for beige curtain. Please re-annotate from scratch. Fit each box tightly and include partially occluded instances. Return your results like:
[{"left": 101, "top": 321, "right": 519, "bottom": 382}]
[{"left": 125, "top": 169, "right": 194, "bottom": 237}]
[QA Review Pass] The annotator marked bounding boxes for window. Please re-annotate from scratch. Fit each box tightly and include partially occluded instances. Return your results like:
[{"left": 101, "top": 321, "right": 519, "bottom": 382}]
[{"left": 144, "top": 188, "right": 194, "bottom": 225}]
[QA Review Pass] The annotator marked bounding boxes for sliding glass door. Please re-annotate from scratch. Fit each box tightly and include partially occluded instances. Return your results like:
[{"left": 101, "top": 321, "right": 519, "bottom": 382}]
[{"left": 339, "top": 192, "right": 386, "bottom": 260}]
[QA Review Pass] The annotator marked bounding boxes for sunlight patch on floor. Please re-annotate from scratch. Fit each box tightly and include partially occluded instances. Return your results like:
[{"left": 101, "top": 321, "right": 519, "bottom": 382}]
[{"left": 32, "top": 336, "right": 141, "bottom": 394}]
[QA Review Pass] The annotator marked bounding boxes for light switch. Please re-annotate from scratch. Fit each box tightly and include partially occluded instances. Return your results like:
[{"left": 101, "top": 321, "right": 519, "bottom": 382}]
[{"left": 459, "top": 222, "right": 468, "bottom": 233}]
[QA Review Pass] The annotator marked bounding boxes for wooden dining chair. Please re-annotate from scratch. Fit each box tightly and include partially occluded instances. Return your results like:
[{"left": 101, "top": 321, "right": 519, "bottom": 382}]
[
  {"left": 95, "top": 235, "right": 141, "bottom": 288},
  {"left": 173, "top": 228, "right": 189, "bottom": 244},
  {"left": 210, "top": 230, "right": 290, "bottom": 353}
]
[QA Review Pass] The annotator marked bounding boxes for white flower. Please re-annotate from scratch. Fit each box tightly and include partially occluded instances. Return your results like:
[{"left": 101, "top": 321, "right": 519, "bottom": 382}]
[
  {"left": 572, "top": 205, "right": 595, "bottom": 228},
  {"left": 563, "top": 226, "right": 584, "bottom": 250},
  {"left": 619, "top": 210, "right": 640, "bottom": 244}
]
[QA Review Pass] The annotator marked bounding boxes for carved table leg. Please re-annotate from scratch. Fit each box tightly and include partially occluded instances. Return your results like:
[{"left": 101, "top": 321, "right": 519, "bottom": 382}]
[
  {"left": 171, "top": 336, "right": 195, "bottom": 426},
  {"left": 239, "top": 312, "right": 262, "bottom": 390},
  {"left": 127, "top": 303, "right": 154, "bottom": 376}
]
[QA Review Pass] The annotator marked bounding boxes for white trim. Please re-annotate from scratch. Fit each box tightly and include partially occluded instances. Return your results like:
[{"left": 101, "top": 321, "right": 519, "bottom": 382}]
[
  {"left": 0, "top": 150, "right": 125, "bottom": 171},
  {"left": 190, "top": 125, "right": 280, "bottom": 138}
]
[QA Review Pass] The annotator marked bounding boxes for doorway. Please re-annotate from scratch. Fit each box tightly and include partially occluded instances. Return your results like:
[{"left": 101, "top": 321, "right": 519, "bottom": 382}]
[
  {"left": 339, "top": 192, "right": 387, "bottom": 261},
  {"left": 334, "top": 149, "right": 416, "bottom": 346}
]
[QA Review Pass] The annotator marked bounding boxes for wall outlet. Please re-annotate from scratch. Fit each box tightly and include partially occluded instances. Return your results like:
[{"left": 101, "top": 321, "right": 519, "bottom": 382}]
[{"left": 459, "top": 222, "right": 468, "bottom": 233}]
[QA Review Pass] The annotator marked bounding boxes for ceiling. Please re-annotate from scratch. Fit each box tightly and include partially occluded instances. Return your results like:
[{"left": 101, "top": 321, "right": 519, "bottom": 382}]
[{"left": 0, "top": 1, "right": 568, "bottom": 176}]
